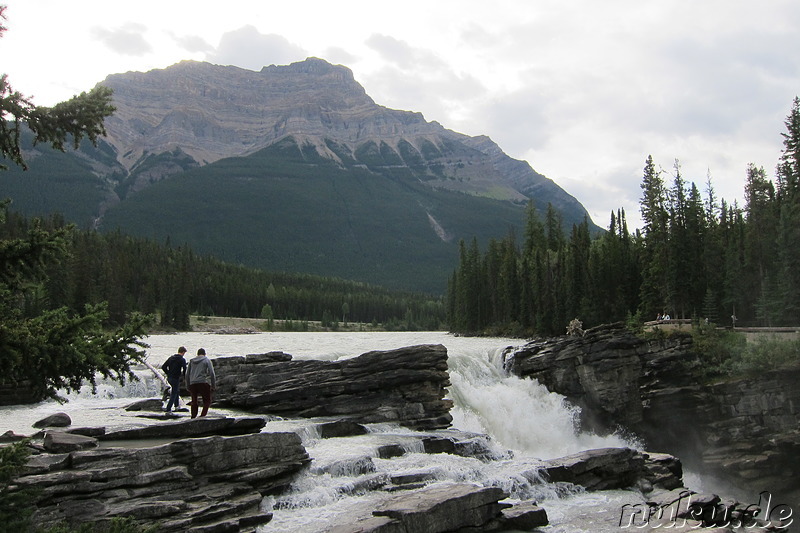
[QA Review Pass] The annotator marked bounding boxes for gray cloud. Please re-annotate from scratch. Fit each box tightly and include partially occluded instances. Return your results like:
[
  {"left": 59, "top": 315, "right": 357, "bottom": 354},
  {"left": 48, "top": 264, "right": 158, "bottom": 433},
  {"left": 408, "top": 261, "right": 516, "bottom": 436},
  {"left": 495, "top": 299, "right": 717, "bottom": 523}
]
[
  {"left": 173, "top": 34, "right": 214, "bottom": 54},
  {"left": 91, "top": 23, "right": 151, "bottom": 56},
  {"left": 207, "top": 25, "right": 307, "bottom": 71},
  {"left": 322, "top": 46, "right": 357, "bottom": 67},
  {"left": 480, "top": 91, "right": 550, "bottom": 153},
  {"left": 365, "top": 34, "right": 446, "bottom": 70}
]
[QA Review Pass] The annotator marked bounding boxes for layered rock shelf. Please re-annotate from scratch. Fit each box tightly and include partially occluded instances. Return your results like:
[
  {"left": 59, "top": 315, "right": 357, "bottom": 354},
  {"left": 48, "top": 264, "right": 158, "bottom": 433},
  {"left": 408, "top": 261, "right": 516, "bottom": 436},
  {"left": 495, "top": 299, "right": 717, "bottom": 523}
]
[
  {"left": 5, "top": 339, "right": 791, "bottom": 531},
  {"left": 15, "top": 418, "right": 309, "bottom": 531},
  {"left": 506, "top": 323, "right": 800, "bottom": 503},
  {"left": 10, "top": 411, "right": 705, "bottom": 532},
  {"left": 213, "top": 344, "right": 454, "bottom": 430}
]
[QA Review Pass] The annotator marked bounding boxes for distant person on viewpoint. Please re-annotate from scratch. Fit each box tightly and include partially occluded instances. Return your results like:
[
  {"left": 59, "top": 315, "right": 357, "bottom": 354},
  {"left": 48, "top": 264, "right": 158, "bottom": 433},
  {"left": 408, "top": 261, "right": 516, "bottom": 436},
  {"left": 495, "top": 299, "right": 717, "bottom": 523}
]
[
  {"left": 162, "top": 346, "right": 188, "bottom": 412},
  {"left": 186, "top": 348, "right": 216, "bottom": 418}
]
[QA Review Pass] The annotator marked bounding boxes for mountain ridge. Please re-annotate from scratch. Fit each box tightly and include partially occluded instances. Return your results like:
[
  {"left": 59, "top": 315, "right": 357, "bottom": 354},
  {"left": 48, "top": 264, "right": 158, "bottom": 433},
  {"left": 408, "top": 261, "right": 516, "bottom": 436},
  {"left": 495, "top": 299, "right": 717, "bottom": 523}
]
[
  {"left": 99, "top": 58, "right": 587, "bottom": 215},
  {"left": 3, "top": 57, "right": 599, "bottom": 292}
]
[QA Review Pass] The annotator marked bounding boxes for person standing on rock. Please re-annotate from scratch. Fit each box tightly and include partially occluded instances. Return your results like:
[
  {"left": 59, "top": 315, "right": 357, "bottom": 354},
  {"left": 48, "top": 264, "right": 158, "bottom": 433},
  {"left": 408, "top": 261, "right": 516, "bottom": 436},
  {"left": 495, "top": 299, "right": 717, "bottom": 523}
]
[
  {"left": 162, "top": 346, "right": 188, "bottom": 412},
  {"left": 186, "top": 348, "right": 216, "bottom": 418}
]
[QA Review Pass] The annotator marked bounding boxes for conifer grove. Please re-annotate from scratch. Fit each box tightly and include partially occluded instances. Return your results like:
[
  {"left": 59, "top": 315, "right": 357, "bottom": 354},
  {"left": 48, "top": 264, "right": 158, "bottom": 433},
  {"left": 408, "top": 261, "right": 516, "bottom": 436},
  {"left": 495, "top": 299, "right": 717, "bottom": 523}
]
[{"left": 447, "top": 97, "right": 800, "bottom": 336}]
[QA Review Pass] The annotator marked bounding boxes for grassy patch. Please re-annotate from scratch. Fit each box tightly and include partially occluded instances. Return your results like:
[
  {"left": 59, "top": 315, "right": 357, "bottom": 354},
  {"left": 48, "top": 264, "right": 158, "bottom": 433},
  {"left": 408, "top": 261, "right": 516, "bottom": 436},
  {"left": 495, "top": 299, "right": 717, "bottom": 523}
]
[{"left": 691, "top": 323, "right": 800, "bottom": 378}]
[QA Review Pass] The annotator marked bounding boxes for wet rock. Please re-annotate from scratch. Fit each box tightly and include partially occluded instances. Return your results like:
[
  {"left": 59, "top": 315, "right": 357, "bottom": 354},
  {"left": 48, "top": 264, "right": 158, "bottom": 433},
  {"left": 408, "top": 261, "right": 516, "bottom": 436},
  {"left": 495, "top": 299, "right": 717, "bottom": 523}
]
[
  {"left": 507, "top": 323, "right": 800, "bottom": 499},
  {"left": 65, "top": 427, "right": 106, "bottom": 438},
  {"left": 642, "top": 451, "right": 684, "bottom": 490},
  {"left": 213, "top": 344, "right": 453, "bottom": 430},
  {"left": 537, "top": 447, "right": 645, "bottom": 491},
  {"left": 124, "top": 398, "right": 164, "bottom": 411},
  {"left": 316, "top": 419, "right": 369, "bottom": 438},
  {"left": 99, "top": 415, "right": 265, "bottom": 440},
  {"left": 11, "top": 431, "right": 311, "bottom": 531},
  {"left": 313, "top": 456, "right": 376, "bottom": 477},
  {"left": 499, "top": 500, "right": 549, "bottom": 529},
  {"left": 0, "top": 430, "right": 29, "bottom": 442},
  {"left": 378, "top": 444, "right": 406, "bottom": 459},
  {"left": 42, "top": 431, "right": 99, "bottom": 453},
  {"left": 372, "top": 483, "right": 510, "bottom": 532},
  {"left": 325, "top": 482, "right": 511, "bottom": 533},
  {"left": 32, "top": 412, "right": 71, "bottom": 428}
]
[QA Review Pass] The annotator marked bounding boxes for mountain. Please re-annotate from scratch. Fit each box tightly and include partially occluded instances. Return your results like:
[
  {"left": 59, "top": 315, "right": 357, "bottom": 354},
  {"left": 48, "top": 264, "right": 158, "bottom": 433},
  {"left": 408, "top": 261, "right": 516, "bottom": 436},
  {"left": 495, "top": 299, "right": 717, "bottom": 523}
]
[{"left": 2, "top": 58, "right": 599, "bottom": 293}]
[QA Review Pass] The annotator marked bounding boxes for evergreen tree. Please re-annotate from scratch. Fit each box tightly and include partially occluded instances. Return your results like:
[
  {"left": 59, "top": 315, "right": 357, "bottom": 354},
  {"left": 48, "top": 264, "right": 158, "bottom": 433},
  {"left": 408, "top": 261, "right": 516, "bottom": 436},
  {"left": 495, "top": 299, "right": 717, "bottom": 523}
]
[
  {"left": 775, "top": 97, "right": 800, "bottom": 322},
  {"left": 0, "top": 9, "right": 149, "bottom": 401},
  {"left": 638, "top": 156, "right": 669, "bottom": 319},
  {"left": 743, "top": 164, "right": 779, "bottom": 325}
]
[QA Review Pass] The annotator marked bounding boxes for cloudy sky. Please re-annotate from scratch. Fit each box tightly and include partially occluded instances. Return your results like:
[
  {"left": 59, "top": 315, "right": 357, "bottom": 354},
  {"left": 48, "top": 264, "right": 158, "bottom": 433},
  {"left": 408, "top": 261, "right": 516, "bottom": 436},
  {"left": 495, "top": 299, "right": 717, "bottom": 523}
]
[{"left": 3, "top": 0, "right": 799, "bottom": 230}]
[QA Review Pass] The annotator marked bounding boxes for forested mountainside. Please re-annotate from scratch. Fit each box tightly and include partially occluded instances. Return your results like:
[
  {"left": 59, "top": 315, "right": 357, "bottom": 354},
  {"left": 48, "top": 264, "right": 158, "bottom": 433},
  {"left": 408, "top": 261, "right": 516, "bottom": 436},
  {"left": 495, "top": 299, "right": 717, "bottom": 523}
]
[{"left": 1, "top": 58, "right": 597, "bottom": 293}]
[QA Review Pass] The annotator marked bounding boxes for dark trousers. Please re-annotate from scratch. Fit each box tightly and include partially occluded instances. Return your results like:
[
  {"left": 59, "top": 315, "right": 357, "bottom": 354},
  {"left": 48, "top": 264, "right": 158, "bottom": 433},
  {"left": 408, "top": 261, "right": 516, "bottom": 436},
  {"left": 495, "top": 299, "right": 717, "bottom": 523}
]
[
  {"left": 189, "top": 383, "right": 212, "bottom": 418},
  {"left": 165, "top": 378, "right": 182, "bottom": 411}
]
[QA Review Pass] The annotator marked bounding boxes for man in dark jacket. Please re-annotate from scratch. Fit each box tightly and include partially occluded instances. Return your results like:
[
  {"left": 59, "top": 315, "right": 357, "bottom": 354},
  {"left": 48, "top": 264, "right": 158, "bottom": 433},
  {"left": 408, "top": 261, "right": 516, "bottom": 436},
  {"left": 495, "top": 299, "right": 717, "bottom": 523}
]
[{"left": 162, "top": 346, "right": 188, "bottom": 412}]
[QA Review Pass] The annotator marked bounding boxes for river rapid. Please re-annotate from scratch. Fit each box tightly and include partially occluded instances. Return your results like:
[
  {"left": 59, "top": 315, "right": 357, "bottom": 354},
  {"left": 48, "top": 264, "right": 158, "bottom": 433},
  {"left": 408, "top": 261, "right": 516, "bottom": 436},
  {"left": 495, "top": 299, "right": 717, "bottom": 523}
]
[{"left": 1, "top": 331, "right": 675, "bottom": 532}]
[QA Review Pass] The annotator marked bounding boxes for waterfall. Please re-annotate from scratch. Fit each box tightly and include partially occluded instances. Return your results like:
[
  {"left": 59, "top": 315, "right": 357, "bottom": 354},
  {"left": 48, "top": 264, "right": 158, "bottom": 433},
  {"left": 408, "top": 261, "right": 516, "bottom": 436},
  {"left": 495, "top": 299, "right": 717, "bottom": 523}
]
[
  {"left": 447, "top": 345, "right": 634, "bottom": 460},
  {"left": 2, "top": 332, "right": 646, "bottom": 532}
]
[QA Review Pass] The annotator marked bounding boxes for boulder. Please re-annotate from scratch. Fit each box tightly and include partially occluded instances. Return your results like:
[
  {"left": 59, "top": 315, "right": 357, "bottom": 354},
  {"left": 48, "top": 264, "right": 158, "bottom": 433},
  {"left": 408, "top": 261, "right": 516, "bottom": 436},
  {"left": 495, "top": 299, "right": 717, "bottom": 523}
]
[
  {"left": 43, "top": 431, "right": 99, "bottom": 453},
  {"left": 124, "top": 398, "right": 164, "bottom": 411},
  {"left": 326, "top": 483, "right": 511, "bottom": 533},
  {"left": 32, "top": 412, "right": 72, "bottom": 428},
  {"left": 213, "top": 344, "right": 453, "bottom": 430},
  {"left": 499, "top": 500, "right": 549, "bottom": 529},
  {"left": 0, "top": 430, "right": 29, "bottom": 442},
  {"left": 537, "top": 447, "right": 645, "bottom": 491},
  {"left": 316, "top": 419, "right": 369, "bottom": 438}
]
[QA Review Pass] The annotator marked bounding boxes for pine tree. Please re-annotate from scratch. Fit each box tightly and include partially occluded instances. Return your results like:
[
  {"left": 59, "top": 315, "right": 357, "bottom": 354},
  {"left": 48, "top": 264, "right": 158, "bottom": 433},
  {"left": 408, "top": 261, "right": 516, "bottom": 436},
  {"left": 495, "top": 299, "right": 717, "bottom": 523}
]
[
  {"left": 743, "top": 164, "right": 778, "bottom": 325},
  {"left": 638, "top": 156, "right": 669, "bottom": 319},
  {"left": 775, "top": 97, "right": 800, "bottom": 322},
  {"left": 0, "top": 9, "right": 149, "bottom": 401}
]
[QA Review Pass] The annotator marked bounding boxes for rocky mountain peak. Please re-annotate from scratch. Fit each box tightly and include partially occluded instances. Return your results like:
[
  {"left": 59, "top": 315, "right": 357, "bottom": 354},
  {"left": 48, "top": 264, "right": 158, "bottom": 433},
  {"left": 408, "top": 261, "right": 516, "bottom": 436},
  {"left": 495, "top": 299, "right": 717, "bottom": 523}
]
[
  {"left": 100, "top": 57, "right": 379, "bottom": 170},
  {"left": 95, "top": 57, "right": 594, "bottom": 231}
]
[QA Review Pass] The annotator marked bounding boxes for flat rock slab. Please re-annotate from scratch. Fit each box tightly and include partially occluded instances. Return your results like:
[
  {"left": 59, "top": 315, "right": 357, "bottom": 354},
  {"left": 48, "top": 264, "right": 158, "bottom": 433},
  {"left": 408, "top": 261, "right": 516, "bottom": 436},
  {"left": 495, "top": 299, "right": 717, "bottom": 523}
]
[
  {"left": 537, "top": 447, "right": 645, "bottom": 491},
  {"left": 327, "top": 482, "right": 510, "bottom": 533},
  {"left": 500, "top": 500, "right": 549, "bottom": 529},
  {"left": 99, "top": 415, "right": 265, "bottom": 440},
  {"left": 43, "top": 432, "right": 99, "bottom": 453}
]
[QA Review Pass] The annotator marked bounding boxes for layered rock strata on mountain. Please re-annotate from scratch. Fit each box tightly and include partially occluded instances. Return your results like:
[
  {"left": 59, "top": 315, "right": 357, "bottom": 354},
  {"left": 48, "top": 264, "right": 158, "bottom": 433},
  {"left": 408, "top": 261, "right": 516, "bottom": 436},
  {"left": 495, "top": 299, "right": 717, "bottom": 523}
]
[
  {"left": 12, "top": 418, "right": 309, "bottom": 531},
  {"left": 505, "top": 323, "right": 800, "bottom": 502},
  {"left": 99, "top": 58, "right": 588, "bottom": 215},
  {"left": 213, "top": 344, "right": 453, "bottom": 430}
]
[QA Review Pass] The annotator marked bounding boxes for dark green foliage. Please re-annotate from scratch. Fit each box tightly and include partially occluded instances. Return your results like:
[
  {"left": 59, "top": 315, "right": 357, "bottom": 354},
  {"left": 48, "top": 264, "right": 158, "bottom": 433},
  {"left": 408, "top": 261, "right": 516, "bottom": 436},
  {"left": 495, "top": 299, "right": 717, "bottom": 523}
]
[
  {"left": 0, "top": 204, "right": 152, "bottom": 402},
  {"left": 0, "top": 208, "right": 446, "bottom": 331},
  {"left": 0, "top": 5, "right": 114, "bottom": 172},
  {"left": 0, "top": 78, "right": 114, "bottom": 171},
  {"left": 691, "top": 322, "right": 800, "bottom": 377},
  {"left": 0, "top": 440, "right": 37, "bottom": 531},
  {"left": 0, "top": 130, "right": 122, "bottom": 225}
]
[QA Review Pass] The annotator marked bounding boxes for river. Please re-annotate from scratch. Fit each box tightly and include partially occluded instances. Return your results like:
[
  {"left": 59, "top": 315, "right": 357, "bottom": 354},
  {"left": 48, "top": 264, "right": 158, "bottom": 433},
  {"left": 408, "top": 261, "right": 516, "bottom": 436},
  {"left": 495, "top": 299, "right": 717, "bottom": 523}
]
[{"left": 1, "top": 331, "right": 677, "bottom": 531}]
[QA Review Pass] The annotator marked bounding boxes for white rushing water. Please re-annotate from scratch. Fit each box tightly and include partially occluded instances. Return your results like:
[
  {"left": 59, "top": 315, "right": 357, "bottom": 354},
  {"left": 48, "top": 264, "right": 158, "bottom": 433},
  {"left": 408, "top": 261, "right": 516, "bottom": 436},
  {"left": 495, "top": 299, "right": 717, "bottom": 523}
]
[{"left": 0, "top": 331, "right": 649, "bottom": 531}]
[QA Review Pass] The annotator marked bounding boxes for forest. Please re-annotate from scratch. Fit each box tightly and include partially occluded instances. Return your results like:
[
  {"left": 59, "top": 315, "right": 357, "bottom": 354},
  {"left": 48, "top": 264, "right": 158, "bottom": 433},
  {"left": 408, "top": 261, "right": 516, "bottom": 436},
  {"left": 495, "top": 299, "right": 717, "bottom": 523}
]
[
  {"left": 0, "top": 209, "right": 446, "bottom": 332},
  {"left": 447, "top": 97, "right": 800, "bottom": 336}
]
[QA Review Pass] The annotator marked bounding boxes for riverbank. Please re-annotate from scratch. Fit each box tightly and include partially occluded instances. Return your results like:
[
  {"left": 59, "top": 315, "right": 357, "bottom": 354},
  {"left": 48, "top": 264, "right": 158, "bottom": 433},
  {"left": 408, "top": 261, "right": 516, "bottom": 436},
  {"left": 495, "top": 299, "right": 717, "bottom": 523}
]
[{"left": 186, "top": 315, "right": 433, "bottom": 334}]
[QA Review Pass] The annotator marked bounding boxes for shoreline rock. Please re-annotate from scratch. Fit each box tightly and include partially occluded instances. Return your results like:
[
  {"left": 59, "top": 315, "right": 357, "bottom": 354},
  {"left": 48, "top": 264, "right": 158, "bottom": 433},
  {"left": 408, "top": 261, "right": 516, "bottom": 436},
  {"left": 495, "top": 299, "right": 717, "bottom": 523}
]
[
  {"left": 505, "top": 323, "right": 800, "bottom": 503},
  {"left": 213, "top": 344, "right": 453, "bottom": 430},
  {"left": 11, "top": 419, "right": 310, "bottom": 532}
]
